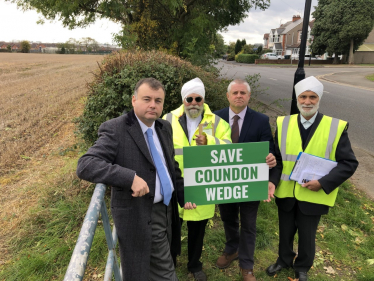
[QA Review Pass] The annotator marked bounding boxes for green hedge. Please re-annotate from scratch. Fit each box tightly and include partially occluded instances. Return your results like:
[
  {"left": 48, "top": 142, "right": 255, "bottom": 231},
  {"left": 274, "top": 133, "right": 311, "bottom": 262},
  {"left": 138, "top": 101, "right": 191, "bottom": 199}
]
[
  {"left": 0, "top": 49, "right": 10, "bottom": 53},
  {"left": 76, "top": 50, "right": 231, "bottom": 145},
  {"left": 235, "top": 54, "right": 259, "bottom": 63}
]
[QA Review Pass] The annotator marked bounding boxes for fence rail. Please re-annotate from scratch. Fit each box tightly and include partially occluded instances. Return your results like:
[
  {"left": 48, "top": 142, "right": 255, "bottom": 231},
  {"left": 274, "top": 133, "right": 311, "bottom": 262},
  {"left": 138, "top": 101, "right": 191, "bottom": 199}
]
[{"left": 64, "top": 183, "right": 121, "bottom": 281}]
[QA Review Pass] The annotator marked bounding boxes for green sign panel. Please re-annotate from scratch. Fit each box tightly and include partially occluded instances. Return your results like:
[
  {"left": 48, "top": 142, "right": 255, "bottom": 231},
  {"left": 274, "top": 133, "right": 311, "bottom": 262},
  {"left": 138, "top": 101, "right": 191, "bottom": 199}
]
[{"left": 183, "top": 142, "right": 269, "bottom": 205}]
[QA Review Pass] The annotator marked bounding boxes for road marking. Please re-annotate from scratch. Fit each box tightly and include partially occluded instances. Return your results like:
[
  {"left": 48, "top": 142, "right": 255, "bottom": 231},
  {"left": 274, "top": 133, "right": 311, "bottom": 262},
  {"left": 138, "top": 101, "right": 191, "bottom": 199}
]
[
  {"left": 316, "top": 73, "right": 374, "bottom": 92},
  {"left": 268, "top": 78, "right": 277, "bottom": 81},
  {"left": 323, "top": 91, "right": 329, "bottom": 93}
]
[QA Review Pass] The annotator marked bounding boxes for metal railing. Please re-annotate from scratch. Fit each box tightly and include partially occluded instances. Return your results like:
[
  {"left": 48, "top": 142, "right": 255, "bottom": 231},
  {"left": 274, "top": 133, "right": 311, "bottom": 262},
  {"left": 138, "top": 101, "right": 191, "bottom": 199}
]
[{"left": 64, "top": 183, "right": 122, "bottom": 281}]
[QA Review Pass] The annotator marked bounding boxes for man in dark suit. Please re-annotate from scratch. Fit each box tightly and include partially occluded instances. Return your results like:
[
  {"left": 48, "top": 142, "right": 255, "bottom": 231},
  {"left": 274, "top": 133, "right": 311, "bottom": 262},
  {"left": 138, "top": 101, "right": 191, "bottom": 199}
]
[
  {"left": 266, "top": 76, "right": 358, "bottom": 281},
  {"left": 76, "top": 78, "right": 195, "bottom": 281},
  {"left": 214, "top": 79, "right": 276, "bottom": 281}
]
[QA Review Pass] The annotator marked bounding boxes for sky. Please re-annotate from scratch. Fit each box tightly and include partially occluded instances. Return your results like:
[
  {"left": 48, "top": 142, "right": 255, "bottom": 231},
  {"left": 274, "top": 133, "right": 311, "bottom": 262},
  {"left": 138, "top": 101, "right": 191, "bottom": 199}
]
[{"left": 0, "top": 0, "right": 318, "bottom": 45}]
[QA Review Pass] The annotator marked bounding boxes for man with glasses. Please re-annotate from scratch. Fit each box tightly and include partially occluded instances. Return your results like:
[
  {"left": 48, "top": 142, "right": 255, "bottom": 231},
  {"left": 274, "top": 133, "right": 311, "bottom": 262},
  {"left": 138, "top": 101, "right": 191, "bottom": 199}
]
[{"left": 163, "top": 77, "right": 232, "bottom": 281}]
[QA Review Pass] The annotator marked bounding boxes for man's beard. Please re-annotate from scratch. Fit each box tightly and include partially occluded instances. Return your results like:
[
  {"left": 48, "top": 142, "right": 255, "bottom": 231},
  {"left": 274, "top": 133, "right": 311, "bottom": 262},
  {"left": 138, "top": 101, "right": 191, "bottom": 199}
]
[
  {"left": 185, "top": 104, "right": 204, "bottom": 119},
  {"left": 297, "top": 100, "right": 320, "bottom": 118}
]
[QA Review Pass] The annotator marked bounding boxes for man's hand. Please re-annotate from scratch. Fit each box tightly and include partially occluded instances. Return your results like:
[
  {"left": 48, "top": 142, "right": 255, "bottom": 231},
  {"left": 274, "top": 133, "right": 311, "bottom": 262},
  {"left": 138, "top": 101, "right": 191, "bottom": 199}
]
[
  {"left": 266, "top": 153, "right": 276, "bottom": 168},
  {"left": 131, "top": 175, "right": 150, "bottom": 197},
  {"left": 264, "top": 182, "right": 275, "bottom": 202},
  {"left": 302, "top": 180, "right": 322, "bottom": 192},
  {"left": 184, "top": 202, "right": 197, "bottom": 209},
  {"left": 194, "top": 134, "right": 207, "bottom": 146}
]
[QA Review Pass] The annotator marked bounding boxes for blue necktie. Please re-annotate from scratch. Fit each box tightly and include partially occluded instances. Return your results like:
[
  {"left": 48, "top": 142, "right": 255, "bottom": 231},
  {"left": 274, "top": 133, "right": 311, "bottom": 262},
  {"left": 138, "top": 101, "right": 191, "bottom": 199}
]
[{"left": 146, "top": 128, "right": 172, "bottom": 206}]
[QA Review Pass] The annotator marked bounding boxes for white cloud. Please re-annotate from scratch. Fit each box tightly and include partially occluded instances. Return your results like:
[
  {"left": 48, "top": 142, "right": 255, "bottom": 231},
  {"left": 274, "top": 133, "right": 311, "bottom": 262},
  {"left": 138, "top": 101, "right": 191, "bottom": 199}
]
[
  {"left": 219, "top": 0, "right": 318, "bottom": 45},
  {"left": 0, "top": 1, "right": 122, "bottom": 44},
  {"left": 1, "top": 0, "right": 318, "bottom": 45}
]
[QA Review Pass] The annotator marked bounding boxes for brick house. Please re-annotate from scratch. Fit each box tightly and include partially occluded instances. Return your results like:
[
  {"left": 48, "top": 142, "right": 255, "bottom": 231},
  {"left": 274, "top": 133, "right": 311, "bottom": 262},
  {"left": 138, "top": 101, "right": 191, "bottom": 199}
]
[{"left": 264, "top": 15, "right": 314, "bottom": 58}]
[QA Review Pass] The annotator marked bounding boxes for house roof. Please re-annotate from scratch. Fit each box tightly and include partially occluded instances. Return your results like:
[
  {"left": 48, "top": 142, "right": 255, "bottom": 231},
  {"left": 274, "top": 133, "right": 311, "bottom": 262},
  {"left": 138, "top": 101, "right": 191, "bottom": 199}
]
[
  {"left": 280, "top": 19, "right": 303, "bottom": 35},
  {"left": 309, "top": 19, "right": 315, "bottom": 29},
  {"left": 263, "top": 33, "right": 269, "bottom": 39},
  {"left": 357, "top": 43, "right": 374, "bottom": 52},
  {"left": 280, "top": 21, "right": 293, "bottom": 29},
  {"left": 276, "top": 28, "right": 285, "bottom": 34}
]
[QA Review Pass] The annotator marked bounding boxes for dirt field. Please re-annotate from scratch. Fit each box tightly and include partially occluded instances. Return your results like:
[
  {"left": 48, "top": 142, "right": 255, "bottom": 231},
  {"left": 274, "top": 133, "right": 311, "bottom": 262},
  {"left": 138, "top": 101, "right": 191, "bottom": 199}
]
[{"left": 0, "top": 53, "right": 104, "bottom": 262}]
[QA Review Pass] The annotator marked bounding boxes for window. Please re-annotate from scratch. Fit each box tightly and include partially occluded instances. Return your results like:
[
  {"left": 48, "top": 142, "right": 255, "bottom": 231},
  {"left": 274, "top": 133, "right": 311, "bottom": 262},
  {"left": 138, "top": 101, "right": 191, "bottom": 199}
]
[{"left": 298, "top": 31, "right": 302, "bottom": 43}]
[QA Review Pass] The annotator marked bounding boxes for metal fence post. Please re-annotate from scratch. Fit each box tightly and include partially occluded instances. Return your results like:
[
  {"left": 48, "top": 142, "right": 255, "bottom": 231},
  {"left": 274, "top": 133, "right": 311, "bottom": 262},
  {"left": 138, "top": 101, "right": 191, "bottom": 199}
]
[{"left": 63, "top": 183, "right": 106, "bottom": 281}]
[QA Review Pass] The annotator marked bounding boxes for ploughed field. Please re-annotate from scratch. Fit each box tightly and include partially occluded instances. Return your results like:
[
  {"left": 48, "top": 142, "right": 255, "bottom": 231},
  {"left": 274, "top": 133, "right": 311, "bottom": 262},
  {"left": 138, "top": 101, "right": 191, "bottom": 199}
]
[{"left": 0, "top": 53, "right": 103, "bottom": 263}]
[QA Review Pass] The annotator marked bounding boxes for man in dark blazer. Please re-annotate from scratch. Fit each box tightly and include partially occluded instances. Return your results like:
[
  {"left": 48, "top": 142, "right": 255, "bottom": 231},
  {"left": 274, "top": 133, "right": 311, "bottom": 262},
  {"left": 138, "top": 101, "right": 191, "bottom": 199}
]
[
  {"left": 266, "top": 76, "right": 358, "bottom": 281},
  {"left": 77, "top": 78, "right": 195, "bottom": 281},
  {"left": 214, "top": 79, "right": 277, "bottom": 281}
]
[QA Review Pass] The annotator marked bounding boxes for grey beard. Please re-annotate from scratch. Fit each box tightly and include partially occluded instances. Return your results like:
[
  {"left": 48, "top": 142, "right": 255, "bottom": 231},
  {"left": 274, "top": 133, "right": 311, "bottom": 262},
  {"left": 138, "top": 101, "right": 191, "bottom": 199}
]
[
  {"left": 185, "top": 106, "right": 203, "bottom": 119},
  {"left": 297, "top": 101, "right": 319, "bottom": 118}
]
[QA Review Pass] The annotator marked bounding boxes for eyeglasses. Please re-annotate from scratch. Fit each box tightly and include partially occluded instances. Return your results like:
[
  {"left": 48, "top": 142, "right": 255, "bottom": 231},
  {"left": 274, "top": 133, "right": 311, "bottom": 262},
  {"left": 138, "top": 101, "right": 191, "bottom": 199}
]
[{"left": 185, "top": 96, "right": 203, "bottom": 103}]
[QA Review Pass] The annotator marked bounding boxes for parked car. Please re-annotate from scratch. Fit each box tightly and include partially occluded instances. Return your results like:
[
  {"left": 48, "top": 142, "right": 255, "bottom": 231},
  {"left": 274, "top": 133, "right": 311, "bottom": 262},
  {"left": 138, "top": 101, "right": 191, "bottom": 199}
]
[{"left": 261, "top": 52, "right": 283, "bottom": 60}]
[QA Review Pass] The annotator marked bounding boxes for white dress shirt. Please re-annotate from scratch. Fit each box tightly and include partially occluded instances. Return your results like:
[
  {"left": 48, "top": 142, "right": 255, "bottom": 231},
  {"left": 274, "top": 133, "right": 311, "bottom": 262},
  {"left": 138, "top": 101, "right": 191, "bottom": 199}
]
[
  {"left": 135, "top": 115, "right": 174, "bottom": 203},
  {"left": 186, "top": 114, "right": 202, "bottom": 144},
  {"left": 300, "top": 111, "right": 318, "bottom": 129},
  {"left": 229, "top": 107, "right": 247, "bottom": 135}
]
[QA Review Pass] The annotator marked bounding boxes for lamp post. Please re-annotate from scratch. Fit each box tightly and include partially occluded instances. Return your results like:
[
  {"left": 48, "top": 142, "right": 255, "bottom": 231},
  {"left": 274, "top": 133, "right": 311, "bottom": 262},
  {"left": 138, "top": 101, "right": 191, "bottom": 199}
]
[{"left": 290, "top": 0, "right": 313, "bottom": 114}]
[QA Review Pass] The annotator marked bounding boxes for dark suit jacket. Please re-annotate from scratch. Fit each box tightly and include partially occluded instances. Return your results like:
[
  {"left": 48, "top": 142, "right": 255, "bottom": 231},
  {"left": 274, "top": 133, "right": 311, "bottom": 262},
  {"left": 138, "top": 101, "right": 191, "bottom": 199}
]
[
  {"left": 214, "top": 106, "right": 275, "bottom": 153},
  {"left": 270, "top": 112, "right": 358, "bottom": 215},
  {"left": 76, "top": 110, "right": 184, "bottom": 280}
]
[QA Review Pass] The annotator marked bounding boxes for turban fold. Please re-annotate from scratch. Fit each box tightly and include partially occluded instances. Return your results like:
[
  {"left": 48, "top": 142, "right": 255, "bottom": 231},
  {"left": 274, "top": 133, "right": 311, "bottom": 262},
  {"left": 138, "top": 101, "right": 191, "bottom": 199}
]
[
  {"left": 295, "top": 76, "right": 323, "bottom": 98},
  {"left": 181, "top": 77, "right": 205, "bottom": 101}
]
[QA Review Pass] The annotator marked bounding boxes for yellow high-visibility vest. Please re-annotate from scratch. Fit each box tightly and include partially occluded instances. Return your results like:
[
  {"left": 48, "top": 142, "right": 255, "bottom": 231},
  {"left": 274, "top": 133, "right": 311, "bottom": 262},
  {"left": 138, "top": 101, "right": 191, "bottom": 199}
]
[
  {"left": 163, "top": 104, "right": 231, "bottom": 221},
  {"left": 274, "top": 114, "right": 347, "bottom": 207}
]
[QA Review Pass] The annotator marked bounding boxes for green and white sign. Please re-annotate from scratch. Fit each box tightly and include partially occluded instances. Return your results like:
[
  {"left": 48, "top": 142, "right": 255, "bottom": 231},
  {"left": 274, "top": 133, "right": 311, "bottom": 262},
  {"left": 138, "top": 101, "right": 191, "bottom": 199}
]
[{"left": 183, "top": 142, "right": 269, "bottom": 205}]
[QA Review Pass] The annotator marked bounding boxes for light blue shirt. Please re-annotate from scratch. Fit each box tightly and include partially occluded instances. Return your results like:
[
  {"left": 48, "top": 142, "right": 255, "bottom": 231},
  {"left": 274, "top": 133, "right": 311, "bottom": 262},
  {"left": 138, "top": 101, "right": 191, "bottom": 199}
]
[
  {"left": 229, "top": 107, "right": 247, "bottom": 134},
  {"left": 135, "top": 115, "right": 174, "bottom": 203},
  {"left": 300, "top": 111, "right": 318, "bottom": 129}
]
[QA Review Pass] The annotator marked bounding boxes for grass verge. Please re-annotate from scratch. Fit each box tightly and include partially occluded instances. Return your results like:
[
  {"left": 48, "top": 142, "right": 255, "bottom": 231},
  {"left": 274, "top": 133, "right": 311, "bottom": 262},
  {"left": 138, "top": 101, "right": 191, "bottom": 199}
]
[
  {"left": 1, "top": 152, "right": 373, "bottom": 281},
  {"left": 365, "top": 74, "right": 374, "bottom": 82}
]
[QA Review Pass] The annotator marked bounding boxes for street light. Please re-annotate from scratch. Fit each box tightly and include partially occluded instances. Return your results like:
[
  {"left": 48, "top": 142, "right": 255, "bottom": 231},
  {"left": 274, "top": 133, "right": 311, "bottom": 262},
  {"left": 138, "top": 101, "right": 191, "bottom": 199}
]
[{"left": 290, "top": 0, "right": 313, "bottom": 114}]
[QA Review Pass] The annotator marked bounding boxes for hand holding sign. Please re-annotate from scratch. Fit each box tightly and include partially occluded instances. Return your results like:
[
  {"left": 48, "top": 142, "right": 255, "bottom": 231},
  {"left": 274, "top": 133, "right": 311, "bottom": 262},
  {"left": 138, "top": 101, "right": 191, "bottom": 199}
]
[{"left": 184, "top": 202, "right": 197, "bottom": 209}]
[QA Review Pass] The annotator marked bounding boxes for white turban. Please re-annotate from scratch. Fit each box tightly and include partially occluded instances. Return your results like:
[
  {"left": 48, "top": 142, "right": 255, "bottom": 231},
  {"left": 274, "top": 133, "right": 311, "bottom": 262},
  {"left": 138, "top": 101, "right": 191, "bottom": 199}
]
[
  {"left": 181, "top": 77, "right": 205, "bottom": 101},
  {"left": 295, "top": 76, "right": 323, "bottom": 98}
]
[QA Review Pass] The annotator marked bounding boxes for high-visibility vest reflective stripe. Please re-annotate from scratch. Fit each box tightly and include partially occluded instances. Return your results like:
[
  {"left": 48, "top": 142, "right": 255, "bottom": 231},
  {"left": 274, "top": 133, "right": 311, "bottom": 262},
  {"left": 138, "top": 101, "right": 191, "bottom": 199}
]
[
  {"left": 274, "top": 114, "right": 346, "bottom": 207},
  {"left": 163, "top": 104, "right": 231, "bottom": 220}
]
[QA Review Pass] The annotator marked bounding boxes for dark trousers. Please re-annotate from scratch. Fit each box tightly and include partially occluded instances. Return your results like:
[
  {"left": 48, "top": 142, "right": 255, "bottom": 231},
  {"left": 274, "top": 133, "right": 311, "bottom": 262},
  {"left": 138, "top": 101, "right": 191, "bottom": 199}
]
[
  {"left": 180, "top": 219, "right": 208, "bottom": 273},
  {"left": 276, "top": 202, "right": 321, "bottom": 272},
  {"left": 219, "top": 201, "right": 260, "bottom": 270},
  {"left": 149, "top": 202, "right": 178, "bottom": 281}
]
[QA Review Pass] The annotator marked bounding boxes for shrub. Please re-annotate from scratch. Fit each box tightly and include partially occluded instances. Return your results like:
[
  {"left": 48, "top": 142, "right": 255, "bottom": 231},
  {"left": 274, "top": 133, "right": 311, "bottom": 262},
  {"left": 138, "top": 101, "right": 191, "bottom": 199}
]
[
  {"left": 236, "top": 54, "right": 259, "bottom": 64},
  {"left": 227, "top": 51, "right": 235, "bottom": 61},
  {"left": 76, "top": 50, "right": 231, "bottom": 145},
  {"left": 20, "top": 40, "right": 31, "bottom": 53}
]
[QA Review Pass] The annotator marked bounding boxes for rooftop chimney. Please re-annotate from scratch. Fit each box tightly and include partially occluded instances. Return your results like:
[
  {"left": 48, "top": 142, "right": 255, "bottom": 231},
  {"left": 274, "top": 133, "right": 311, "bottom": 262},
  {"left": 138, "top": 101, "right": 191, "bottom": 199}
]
[{"left": 292, "top": 15, "right": 301, "bottom": 22}]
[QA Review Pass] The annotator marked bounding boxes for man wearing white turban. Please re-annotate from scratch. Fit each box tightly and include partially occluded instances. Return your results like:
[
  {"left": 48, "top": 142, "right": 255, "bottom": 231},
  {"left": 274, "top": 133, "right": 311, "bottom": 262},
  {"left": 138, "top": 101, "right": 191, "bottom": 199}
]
[
  {"left": 163, "top": 77, "right": 232, "bottom": 281},
  {"left": 266, "top": 76, "right": 358, "bottom": 281}
]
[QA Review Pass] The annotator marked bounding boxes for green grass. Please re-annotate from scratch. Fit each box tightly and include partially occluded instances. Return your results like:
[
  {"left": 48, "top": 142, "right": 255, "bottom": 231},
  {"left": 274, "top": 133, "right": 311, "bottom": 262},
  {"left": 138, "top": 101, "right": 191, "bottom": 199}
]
[
  {"left": 1, "top": 156, "right": 373, "bottom": 281},
  {"left": 365, "top": 74, "right": 374, "bottom": 82}
]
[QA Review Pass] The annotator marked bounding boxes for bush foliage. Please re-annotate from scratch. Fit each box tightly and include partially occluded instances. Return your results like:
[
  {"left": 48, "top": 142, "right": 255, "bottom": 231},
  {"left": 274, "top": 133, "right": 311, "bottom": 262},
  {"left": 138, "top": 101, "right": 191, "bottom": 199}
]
[
  {"left": 236, "top": 54, "right": 260, "bottom": 63},
  {"left": 76, "top": 50, "right": 231, "bottom": 145}
]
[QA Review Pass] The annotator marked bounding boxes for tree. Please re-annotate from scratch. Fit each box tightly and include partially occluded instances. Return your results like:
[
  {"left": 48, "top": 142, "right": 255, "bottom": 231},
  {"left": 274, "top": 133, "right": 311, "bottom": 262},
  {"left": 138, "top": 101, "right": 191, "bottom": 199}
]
[
  {"left": 20, "top": 40, "right": 30, "bottom": 53},
  {"left": 257, "top": 45, "right": 263, "bottom": 54},
  {"left": 241, "top": 39, "right": 247, "bottom": 47},
  {"left": 13, "top": 0, "right": 270, "bottom": 65},
  {"left": 81, "top": 37, "right": 99, "bottom": 53},
  {"left": 235, "top": 39, "right": 242, "bottom": 54},
  {"left": 213, "top": 34, "right": 227, "bottom": 58},
  {"left": 312, "top": 0, "right": 374, "bottom": 64},
  {"left": 242, "top": 44, "right": 254, "bottom": 54},
  {"left": 6, "top": 45, "right": 11, "bottom": 52}
]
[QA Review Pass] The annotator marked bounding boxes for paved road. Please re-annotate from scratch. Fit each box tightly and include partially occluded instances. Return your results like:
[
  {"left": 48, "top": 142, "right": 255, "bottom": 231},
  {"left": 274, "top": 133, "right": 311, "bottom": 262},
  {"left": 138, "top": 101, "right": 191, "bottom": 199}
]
[{"left": 218, "top": 61, "right": 374, "bottom": 155}]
